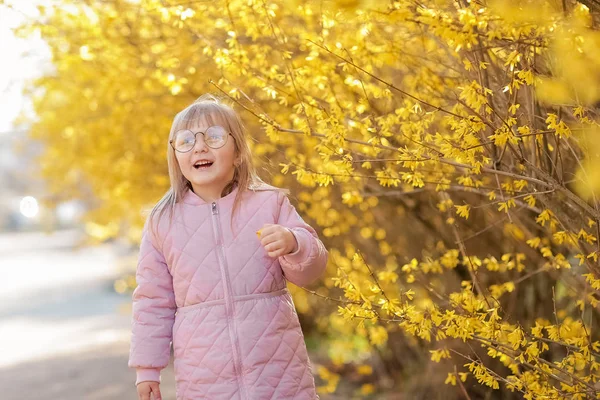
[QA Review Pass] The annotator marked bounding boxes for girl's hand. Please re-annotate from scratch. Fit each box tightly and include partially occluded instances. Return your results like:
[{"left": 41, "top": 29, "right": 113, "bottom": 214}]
[
  {"left": 257, "top": 224, "right": 298, "bottom": 258},
  {"left": 137, "top": 381, "right": 162, "bottom": 400}
]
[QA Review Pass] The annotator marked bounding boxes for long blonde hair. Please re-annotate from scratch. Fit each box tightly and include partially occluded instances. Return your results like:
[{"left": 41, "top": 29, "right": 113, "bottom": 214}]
[{"left": 147, "top": 93, "right": 287, "bottom": 240}]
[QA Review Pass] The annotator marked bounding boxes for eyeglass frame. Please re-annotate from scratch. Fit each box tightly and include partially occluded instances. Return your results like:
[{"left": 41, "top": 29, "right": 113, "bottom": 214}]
[{"left": 169, "top": 125, "right": 235, "bottom": 152}]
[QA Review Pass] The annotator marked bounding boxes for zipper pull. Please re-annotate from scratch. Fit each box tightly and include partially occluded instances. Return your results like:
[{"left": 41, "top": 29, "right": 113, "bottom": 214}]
[{"left": 211, "top": 202, "right": 218, "bottom": 214}]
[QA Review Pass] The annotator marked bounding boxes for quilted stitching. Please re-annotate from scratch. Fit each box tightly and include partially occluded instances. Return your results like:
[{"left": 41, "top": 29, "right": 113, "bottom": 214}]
[
  {"left": 252, "top": 258, "right": 279, "bottom": 292},
  {"left": 129, "top": 229, "right": 176, "bottom": 373},
  {"left": 181, "top": 249, "right": 215, "bottom": 306},
  {"left": 235, "top": 293, "right": 315, "bottom": 399},
  {"left": 227, "top": 194, "right": 273, "bottom": 244},
  {"left": 279, "top": 228, "right": 328, "bottom": 287},
  {"left": 244, "top": 300, "right": 298, "bottom": 381},
  {"left": 129, "top": 186, "right": 328, "bottom": 399},
  {"left": 227, "top": 243, "right": 265, "bottom": 284},
  {"left": 172, "top": 250, "right": 221, "bottom": 305},
  {"left": 177, "top": 307, "right": 233, "bottom": 398}
]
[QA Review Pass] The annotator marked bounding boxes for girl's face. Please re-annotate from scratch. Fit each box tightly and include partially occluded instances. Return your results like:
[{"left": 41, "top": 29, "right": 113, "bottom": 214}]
[{"left": 174, "top": 117, "right": 238, "bottom": 199}]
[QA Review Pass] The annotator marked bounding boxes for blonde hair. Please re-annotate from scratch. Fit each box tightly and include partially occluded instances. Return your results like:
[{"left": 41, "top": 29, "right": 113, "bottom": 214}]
[{"left": 146, "top": 93, "right": 287, "bottom": 240}]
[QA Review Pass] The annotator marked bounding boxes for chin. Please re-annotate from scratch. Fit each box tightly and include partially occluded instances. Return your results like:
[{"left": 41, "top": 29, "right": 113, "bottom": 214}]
[
  {"left": 186, "top": 170, "right": 233, "bottom": 188},
  {"left": 190, "top": 177, "right": 216, "bottom": 186},
  {"left": 190, "top": 173, "right": 225, "bottom": 186}
]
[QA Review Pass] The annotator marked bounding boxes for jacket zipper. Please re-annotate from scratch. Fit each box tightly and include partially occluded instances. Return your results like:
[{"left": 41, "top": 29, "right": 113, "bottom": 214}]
[{"left": 211, "top": 201, "right": 248, "bottom": 399}]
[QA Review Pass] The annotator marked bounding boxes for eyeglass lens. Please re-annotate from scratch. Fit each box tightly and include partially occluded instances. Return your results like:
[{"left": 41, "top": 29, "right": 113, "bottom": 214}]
[{"left": 173, "top": 126, "right": 228, "bottom": 151}]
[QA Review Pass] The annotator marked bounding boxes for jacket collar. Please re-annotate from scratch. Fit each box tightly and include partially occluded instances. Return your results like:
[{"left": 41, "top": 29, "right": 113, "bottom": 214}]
[
  {"left": 181, "top": 181, "right": 280, "bottom": 206},
  {"left": 182, "top": 184, "right": 240, "bottom": 206}
]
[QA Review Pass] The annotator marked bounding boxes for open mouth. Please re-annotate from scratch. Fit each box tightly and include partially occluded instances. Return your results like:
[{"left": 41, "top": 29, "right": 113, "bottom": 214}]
[{"left": 193, "top": 161, "right": 214, "bottom": 170}]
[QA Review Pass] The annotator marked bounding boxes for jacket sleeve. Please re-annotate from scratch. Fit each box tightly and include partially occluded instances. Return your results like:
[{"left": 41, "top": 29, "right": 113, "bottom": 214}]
[
  {"left": 276, "top": 191, "right": 328, "bottom": 286},
  {"left": 128, "top": 221, "right": 176, "bottom": 386}
]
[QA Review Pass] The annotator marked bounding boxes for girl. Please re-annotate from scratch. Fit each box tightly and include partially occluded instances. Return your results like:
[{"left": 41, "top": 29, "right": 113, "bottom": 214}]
[{"left": 128, "top": 94, "right": 328, "bottom": 400}]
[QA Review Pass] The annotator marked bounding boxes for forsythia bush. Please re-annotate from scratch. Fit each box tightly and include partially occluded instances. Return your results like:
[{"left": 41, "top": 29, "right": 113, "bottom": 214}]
[{"left": 9, "top": 0, "right": 600, "bottom": 397}]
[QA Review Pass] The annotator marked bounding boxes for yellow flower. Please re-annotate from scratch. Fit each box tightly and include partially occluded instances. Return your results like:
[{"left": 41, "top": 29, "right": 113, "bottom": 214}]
[
  {"left": 356, "top": 364, "right": 373, "bottom": 375},
  {"left": 359, "top": 383, "right": 375, "bottom": 395}
]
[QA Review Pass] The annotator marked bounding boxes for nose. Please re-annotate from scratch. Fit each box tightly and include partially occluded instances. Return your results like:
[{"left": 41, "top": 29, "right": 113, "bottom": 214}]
[{"left": 193, "top": 134, "right": 209, "bottom": 153}]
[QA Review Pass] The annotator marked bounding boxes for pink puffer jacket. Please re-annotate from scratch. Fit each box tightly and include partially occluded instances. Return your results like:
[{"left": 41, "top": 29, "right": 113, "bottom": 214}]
[{"left": 128, "top": 183, "right": 328, "bottom": 399}]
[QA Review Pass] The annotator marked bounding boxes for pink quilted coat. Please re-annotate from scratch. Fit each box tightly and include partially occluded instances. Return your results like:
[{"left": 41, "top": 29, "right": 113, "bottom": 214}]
[{"left": 128, "top": 183, "right": 328, "bottom": 399}]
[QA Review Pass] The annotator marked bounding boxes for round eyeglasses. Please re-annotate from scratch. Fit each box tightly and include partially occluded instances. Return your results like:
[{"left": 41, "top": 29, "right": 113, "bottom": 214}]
[{"left": 170, "top": 126, "right": 234, "bottom": 152}]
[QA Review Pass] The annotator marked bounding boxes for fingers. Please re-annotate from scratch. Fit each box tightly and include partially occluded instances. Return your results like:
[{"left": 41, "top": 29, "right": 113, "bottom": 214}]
[
  {"left": 260, "top": 233, "right": 278, "bottom": 247},
  {"left": 258, "top": 224, "right": 294, "bottom": 257},
  {"left": 137, "top": 382, "right": 150, "bottom": 400},
  {"left": 150, "top": 383, "right": 162, "bottom": 400},
  {"left": 265, "top": 240, "right": 287, "bottom": 257},
  {"left": 267, "top": 249, "right": 286, "bottom": 258},
  {"left": 137, "top": 382, "right": 160, "bottom": 400},
  {"left": 258, "top": 223, "right": 277, "bottom": 239},
  {"left": 259, "top": 224, "right": 287, "bottom": 244},
  {"left": 259, "top": 233, "right": 278, "bottom": 247}
]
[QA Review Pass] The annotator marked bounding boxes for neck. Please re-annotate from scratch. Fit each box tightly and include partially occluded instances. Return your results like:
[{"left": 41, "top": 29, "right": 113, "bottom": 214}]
[
  {"left": 191, "top": 181, "right": 236, "bottom": 203},
  {"left": 191, "top": 184, "right": 222, "bottom": 203}
]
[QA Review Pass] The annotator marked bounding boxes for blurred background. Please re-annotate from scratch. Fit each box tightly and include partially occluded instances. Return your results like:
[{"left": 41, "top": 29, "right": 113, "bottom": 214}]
[
  {"left": 0, "top": 3, "right": 155, "bottom": 399},
  {"left": 3, "top": 0, "right": 600, "bottom": 399}
]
